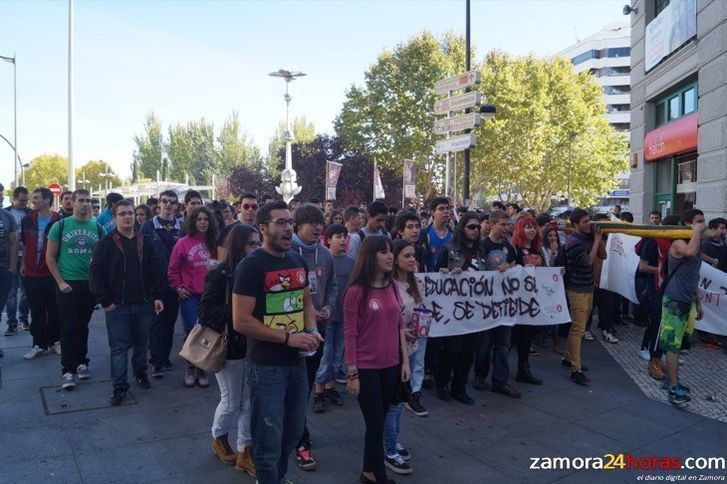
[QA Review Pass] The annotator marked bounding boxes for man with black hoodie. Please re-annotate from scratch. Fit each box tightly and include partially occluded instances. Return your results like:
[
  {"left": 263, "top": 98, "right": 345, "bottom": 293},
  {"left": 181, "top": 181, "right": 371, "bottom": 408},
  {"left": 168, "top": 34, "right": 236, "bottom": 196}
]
[
  {"left": 289, "top": 204, "right": 337, "bottom": 471},
  {"left": 90, "top": 200, "right": 165, "bottom": 405}
]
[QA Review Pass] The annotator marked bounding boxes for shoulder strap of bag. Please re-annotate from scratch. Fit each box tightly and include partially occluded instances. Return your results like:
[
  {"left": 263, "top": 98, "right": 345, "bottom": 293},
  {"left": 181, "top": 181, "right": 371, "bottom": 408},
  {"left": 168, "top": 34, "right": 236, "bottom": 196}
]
[{"left": 660, "top": 258, "right": 685, "bottom": 295}]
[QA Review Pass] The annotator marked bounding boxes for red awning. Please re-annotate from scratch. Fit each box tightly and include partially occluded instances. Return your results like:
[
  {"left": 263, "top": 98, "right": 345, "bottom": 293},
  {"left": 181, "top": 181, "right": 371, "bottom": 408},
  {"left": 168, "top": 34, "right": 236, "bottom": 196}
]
[{"left": 644, "top": 112, "right": 698, "bottom": 162}]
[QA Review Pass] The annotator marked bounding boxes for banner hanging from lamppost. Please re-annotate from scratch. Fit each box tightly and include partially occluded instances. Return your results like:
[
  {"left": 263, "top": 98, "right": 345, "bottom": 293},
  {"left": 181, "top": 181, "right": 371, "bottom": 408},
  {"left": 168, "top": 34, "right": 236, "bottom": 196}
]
[
  {"left": 403, "top": 159, "right": 417, "bottom": 199},
  {"left": 326, "top": 161, "right": 342, "bottom": 200},
  {"left": 374, "top": 160, "right": 385, "bottom": 200}
]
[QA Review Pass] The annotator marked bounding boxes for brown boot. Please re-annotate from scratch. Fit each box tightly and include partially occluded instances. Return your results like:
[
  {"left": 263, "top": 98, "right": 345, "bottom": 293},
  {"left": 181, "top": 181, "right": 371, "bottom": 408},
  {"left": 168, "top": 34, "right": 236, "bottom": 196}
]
[
  {"left": 647, "top": 358, "right": 665, "bottom": 380},
  {"left": 212, "top": 435, "right": 236, "bottom": 465},
  {"left": 235, "top": 445, "right": 256, "bottom": 476}
]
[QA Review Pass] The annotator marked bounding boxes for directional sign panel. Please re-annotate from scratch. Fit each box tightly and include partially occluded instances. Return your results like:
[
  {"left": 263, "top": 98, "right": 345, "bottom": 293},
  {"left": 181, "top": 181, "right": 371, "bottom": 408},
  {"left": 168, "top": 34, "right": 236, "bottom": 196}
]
[
  {"left": 434, "top": 70, "right": 481, "bottom": 95},
  {"left": 434, "top": 113, "right": 481, "bottom": 134},
  {"left": 434, "top": 92, "right": 483, "bottom": 115},
  {"left": 436, "top": 134, "right": 476, "bottom": 154}
]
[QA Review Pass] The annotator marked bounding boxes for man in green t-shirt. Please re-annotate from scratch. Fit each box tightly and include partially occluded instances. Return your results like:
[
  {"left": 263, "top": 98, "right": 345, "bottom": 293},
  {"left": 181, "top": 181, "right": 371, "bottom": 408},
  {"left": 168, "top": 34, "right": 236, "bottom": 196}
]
[{"left": 46, "top": 188, "right": 105, "bottom": 390}]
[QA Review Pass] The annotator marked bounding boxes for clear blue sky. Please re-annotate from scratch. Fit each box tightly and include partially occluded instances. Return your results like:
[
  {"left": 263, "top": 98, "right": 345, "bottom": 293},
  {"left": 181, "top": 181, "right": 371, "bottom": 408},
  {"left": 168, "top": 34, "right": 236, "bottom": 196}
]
[{"left": 0, "top": 0, "right": 626, "bottom": 189}]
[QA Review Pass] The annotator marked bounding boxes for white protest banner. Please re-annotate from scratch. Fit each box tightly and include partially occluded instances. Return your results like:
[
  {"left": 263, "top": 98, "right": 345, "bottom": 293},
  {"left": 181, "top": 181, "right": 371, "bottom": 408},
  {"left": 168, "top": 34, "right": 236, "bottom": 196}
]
[
  {"left": 696, "top": 262, "right": 727, "bottom": 336},
  {"left": 599, "top": 232, "right": 640, "bottom": 303},
  {"left": 419, "top": 266, "right": 571, "bottom": 337}
]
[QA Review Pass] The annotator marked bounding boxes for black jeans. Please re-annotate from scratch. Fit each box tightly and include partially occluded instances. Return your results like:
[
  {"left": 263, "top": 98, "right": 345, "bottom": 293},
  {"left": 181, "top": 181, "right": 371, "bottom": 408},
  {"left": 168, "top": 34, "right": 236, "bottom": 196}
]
[
  {"left": 298, "top": 338, "right": 324, "bottom": 448},
  {"left": 23, "top": 276, "right": 60, "bottom": 350},
  {"left": 148, "top": 290, "right": 179, "bottom": 365},
  {"left": 512, "top": 324, "right": 536, "bottom": 368},
  {"left": 597, "top": 289, "right": 623, "bottom": 333},
  {"left": 435, "top": 334, "right": 477, "bottom": 395},
  {"left": 56, "top": 280, "right": 96, "bottom": 374},
  {"left": 641, "top": 283, "right": 664, "bottom": 358},
  {"left": 358, "top": 365, "right": 399, "bottom": 484}
]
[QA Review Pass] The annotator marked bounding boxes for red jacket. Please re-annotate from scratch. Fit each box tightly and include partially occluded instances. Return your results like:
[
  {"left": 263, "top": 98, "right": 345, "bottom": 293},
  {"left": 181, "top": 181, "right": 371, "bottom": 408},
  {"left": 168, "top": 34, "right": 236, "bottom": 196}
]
[{"left": 20, "top": 211, "right": 62, "bottom": 278}]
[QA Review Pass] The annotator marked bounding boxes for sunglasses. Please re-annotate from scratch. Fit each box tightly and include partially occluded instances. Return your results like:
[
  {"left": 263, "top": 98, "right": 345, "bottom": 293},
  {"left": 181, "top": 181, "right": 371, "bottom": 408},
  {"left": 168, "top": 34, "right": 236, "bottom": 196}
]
[
  {"left": 466, "top": 224, "right": 480, "bottom": 230},
  {"left": 160, "top": 199, "right": 177, "bottom": 205},
  {"left": 242, "top": 203, "right": 258, "bottom": 211}
]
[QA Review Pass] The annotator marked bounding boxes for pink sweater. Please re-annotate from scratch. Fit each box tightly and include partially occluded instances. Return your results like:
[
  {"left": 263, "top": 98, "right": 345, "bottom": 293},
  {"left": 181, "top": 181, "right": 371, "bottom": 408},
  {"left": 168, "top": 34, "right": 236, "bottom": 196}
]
[
  {"left": 344, "top": 284, "right": 402, "bottom": 369},
  {"left": 167, "top": 234, "right": 212, "bottom": 295}
]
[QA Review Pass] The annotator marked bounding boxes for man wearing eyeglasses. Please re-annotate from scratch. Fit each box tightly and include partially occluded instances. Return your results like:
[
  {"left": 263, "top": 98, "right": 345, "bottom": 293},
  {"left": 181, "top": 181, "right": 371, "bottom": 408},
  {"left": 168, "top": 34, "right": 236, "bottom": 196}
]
[
  {"left": 46, "top": 189, "right": 107, "bottom": 390},
  {"left": 141, "top": 189, "right": 183, "bottom": 377},
  {"left": 217, "top": 193, "right": 259, "bottom": 260},
  {"left": 90, "top": 199, "right": 165, "bottom": 405},
  {"left": 233, "top": 200, "right": 322, "bottom": 484}
]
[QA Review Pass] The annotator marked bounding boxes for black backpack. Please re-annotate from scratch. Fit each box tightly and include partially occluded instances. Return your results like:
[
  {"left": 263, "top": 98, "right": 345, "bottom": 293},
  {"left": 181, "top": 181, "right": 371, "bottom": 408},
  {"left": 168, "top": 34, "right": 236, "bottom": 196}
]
[{"left": 357, "top": 228, "right": 389, "bottom": 241}]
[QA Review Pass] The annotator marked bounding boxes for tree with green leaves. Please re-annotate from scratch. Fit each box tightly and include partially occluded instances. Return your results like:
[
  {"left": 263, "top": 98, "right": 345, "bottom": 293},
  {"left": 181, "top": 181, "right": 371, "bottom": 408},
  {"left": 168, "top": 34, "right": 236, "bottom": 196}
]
[
  {"left": 335, "top": 31, "right": 470, "bottom": 200},
  {"left": 21, "top": 154, "right": 68, "bottom": 190},
  {"left": 132, "top": 112, "right": 164, "bottom": 179},
  {"left": 472, "top": 52, "right": 627, "bottom": 211},
  {"left": 218, "top": 111, "right": 262, "bottom": 176},
  {"left": 165, "top": 119, "right": 218, "bottom": 185},
  {"left": 76, "top": 160, "right": 122, "bottom": 192}
]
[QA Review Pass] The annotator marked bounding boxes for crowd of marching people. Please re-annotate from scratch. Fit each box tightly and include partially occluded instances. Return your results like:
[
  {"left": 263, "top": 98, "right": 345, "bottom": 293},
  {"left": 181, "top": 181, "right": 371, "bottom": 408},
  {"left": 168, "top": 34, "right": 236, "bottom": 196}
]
[{"left": 1, "top": 182, "right": 726, "bottom": 483}]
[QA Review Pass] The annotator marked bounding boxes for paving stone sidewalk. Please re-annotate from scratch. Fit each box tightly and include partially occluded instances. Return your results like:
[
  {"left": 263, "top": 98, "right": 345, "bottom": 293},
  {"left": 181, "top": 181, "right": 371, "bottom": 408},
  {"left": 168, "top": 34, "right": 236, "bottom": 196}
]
[
  {"left": 1, "top": 310, "right": 726, "bottom": 484},
  {"left": 596, "top": 321, "right": 727, "bottom": 422}
]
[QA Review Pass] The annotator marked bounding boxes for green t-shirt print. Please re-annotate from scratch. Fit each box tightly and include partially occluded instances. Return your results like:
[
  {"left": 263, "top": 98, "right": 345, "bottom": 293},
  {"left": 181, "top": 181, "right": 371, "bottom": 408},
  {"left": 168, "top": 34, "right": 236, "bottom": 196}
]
[{"left": 48, "top": 217, "right": 105, "bottom": 281}]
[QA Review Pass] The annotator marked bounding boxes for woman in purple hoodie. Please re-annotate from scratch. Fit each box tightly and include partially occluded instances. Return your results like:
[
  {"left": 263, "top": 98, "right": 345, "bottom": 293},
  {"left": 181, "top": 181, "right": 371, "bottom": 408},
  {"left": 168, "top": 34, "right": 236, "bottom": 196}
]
[{"left": 168, "top": 206, "right": 219, "bottom": 388}]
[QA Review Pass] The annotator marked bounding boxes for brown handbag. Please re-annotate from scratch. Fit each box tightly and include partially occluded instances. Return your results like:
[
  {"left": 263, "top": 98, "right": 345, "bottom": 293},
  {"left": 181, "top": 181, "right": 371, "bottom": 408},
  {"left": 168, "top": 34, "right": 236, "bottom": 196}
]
[
  {"left": 179, "top": 278, "right": 229, "bottom": 373},
  {"left": 179, "top": 323, "right": 227, "bottom": 373}
]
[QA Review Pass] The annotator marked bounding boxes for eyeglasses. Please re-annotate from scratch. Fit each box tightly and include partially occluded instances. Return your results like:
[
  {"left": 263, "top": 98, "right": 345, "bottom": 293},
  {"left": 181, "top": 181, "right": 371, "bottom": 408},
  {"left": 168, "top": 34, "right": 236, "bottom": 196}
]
[
  {"left": 92, "top": 205, "right": 100, "bottom": 210},
  {"left": 242, "top": 203, "right": 258, "bottom": 211},
  {"left": 465, "top": 224, "right": 480, "bottom": 230},
  {"left": 160, "top": 199, "right": 177, "bottom": 205},
  {"left": 269, "top": 218, "right": 294, "bottom": 227},
  {"left": 435, "top": 206, "right": 450, "bottom": 211}
]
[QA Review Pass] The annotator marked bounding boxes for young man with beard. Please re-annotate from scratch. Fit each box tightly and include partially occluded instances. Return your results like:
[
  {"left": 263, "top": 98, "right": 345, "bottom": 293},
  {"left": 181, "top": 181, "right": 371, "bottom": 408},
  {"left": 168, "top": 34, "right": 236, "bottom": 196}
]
[
  {"left": 90, "top": 200, "right": 165, "bottom": 405},
  {"left": 46, "top": 189, "right": 106, "bottom": 389},
  {"left": 58, "top": 191, "right": 74, "bottom": 218},
  {"left": 289, "top": 204, "right": 337, "bottom": 471},
  {"left": 20, "top": 188, "right": 62, "bottom": 359},
  {"left": 141, "top": 189, "right": 183, "bottom": 377},
  {"left": 562, "top": 208, "right": 605, "bottom": 386},
  {"left": 233, "top": 200, "right": 322, "bottom": 484}
]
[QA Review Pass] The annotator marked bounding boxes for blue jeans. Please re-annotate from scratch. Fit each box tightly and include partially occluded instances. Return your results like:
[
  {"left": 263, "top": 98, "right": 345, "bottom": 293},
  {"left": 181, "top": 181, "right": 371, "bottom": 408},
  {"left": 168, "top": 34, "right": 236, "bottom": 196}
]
[
  {"left": 179, "top": 296, "right": 200, "bottom": 334},
  {"left": 4, "top": 266, "right": 29, "bottom": 327},
  {"left": 383, "top": 403, "right": 403, "bottom": 456},
  {"left": 475, "top": 325, "right": 511, "bottom": 385},
  {"left": 213, "top": 358, "right": 252, "bottom": 450},
  {"left": 409, "top": 337, "right": 427, "bottom": 393},
  {"left": 104, "top": 302, "right": 153, "bottom": 390},
  {"left": 314, "top": 319, "right": 344, "bottom": 385},
  {"left": 248, "top": 359, "right": 308, "bottom": 484}
]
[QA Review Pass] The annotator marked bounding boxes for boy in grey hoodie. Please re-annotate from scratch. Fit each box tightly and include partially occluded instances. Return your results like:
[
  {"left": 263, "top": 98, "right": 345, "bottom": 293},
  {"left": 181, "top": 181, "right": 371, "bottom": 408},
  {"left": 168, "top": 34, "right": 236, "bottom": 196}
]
[{"left": 289, "top": 203, "right": 337, "bottom": 471}]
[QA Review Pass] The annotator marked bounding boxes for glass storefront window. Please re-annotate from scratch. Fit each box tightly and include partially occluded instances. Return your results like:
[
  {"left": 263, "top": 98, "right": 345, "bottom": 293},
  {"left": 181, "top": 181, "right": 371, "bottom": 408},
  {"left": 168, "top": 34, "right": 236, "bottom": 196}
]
[
  {"left": 668, "top": 96, "right": 680, "bottom": 120},
  {"left": 656, "top": 160, "right": 672, "bottom": 194},
  {"left": 683, "top": 87, "right": 696, "bottom": 114}
]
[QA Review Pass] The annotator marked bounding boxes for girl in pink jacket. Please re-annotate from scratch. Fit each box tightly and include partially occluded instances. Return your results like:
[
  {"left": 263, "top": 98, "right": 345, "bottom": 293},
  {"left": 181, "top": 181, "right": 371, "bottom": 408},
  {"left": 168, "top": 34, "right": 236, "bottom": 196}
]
[{"left": 167, "top": 206, "right": 219, "bottom": 388}]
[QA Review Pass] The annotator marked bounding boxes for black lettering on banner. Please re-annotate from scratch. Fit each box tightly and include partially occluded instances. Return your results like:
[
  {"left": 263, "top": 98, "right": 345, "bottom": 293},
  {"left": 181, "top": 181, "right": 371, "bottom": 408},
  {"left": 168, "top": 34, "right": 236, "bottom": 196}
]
[
  {"left": 430, "top": 300, "right": 450, "bottom": 325},
  {"left": 501, "top": 276, "right": 520, "bottom": 295},
  {"left": 524, "top": 275, "right": 538, "bottom": 293},
  {"left": 453, "top": 300, "right": 475, "bottom": 321},
  {"left": 700, "top": 277, "right": 712, "bottom": 291},
  {"left": 423, "top": 274, "right": 495, "bottom": 299},
  {"left": 476, "top": 296, "right": 541, "bottom": 320}
]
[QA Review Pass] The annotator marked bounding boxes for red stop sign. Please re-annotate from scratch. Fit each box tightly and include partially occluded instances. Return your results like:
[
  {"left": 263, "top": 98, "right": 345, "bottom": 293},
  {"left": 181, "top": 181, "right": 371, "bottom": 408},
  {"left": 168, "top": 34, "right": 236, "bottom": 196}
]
[{"left": 49, "top": 183, "right": 63, "bottom": 196}]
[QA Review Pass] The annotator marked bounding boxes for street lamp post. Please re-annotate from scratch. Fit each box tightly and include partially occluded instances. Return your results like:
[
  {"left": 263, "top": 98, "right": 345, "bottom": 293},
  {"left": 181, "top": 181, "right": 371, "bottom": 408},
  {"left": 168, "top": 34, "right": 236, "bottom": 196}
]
[
  {"left": 269, "top": 68, "right": 306, "bottom": 204},
  {"left": 0, "top": 53, "right": 18, "bottom": 187}
]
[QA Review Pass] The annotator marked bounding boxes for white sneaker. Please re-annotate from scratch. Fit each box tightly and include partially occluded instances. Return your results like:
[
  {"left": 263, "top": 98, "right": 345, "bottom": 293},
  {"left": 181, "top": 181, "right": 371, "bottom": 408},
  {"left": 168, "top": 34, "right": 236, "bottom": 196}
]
[
  {"left": 61, "top": 372, "right": 76, "bottom": 390},
  {"left": 602, "top": 330, "right": 619, "bottom": 344},
  {"left": 52, "top": 341, "right": 62, "bottom": 356},
  {"left": 23, "top": 345, "right": 47, "bottom": 360},
  {"left": 76, "top": 364, "right": 91, "bottom": 380},
  {"left": 583, "top": 330, "right": 594, "bottom": 341},
  {"left": 638, "top": 349, "right": 651, "bottom": 361}
]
